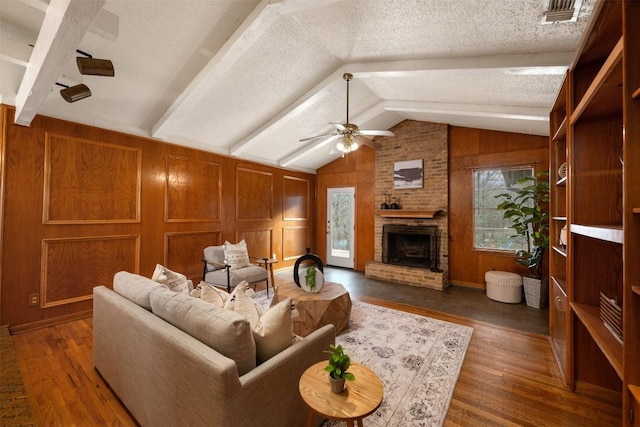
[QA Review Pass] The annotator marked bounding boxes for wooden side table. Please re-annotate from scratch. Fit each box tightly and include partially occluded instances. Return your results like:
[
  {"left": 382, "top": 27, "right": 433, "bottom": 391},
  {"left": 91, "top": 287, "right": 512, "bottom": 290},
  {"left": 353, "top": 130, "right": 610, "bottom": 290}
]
[
  {"left": 299, "top": 361, "right": 383, "bottom": 427},
  {"left": 271, "top": 281, "right": 351, "bottom": 337},
  {"left": 257, "top": 258, "right": 278, "bottom": 297}
]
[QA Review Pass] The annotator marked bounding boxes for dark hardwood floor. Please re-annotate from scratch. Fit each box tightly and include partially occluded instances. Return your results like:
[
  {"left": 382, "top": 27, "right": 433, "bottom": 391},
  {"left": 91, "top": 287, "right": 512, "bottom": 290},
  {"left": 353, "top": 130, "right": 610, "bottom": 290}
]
[
  {"left": 317, "top": 267, "right": 549, "bottom": 335},
  {"left": 5, "top": 268, "right": 621, "bottom": 426}
]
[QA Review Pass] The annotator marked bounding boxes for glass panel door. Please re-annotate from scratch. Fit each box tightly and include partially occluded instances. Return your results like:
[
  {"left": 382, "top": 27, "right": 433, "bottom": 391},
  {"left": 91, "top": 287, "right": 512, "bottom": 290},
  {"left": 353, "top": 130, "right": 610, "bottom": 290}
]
[{"left": 326, "top": 187, "right": 355, "bottom": 268}]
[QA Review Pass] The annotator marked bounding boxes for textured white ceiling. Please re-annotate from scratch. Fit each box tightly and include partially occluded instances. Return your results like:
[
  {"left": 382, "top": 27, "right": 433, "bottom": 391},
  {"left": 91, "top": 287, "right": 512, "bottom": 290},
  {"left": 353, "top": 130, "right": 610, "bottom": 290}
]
[{"left": 0, "top": 0, "right": 595, "bottom": 172}]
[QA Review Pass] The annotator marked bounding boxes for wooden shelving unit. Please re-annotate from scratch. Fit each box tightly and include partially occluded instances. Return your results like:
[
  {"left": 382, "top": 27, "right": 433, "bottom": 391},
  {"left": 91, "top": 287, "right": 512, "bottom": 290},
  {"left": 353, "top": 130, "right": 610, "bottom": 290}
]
[
  {"left": 571, "top": 303, "right": 623, "bottom": 378},
  {"left": 548, "top": 2, "right": 640, "bottom": 424}
]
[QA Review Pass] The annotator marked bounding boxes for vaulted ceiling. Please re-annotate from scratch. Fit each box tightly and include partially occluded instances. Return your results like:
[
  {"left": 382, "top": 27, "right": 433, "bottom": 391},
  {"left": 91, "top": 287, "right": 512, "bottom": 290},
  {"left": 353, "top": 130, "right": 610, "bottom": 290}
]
[{"left": 1, "top": 0, "right": 594, "bottom": 172}]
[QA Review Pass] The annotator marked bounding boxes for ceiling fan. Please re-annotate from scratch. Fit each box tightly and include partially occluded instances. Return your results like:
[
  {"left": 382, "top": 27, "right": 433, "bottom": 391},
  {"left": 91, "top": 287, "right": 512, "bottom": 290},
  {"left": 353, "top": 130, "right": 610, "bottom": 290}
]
[{"left": 299, "top": 73, "right": 394, "bottom": 156}]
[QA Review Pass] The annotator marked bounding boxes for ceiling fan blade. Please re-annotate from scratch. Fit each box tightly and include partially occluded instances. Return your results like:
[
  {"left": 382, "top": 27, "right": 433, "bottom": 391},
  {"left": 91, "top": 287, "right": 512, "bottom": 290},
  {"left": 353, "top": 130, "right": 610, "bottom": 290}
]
[
  {"left": 329, "top": 122, "right": 347, "bottom": 131},
  {"left": 299, "top": 133, "right": 337, "bottom": 142},
  {"left": 355, "top": 135, "right": 382, "bottom": 150},
  {"left": 359, "top": 129, "right": 395, "bottom": 137}
]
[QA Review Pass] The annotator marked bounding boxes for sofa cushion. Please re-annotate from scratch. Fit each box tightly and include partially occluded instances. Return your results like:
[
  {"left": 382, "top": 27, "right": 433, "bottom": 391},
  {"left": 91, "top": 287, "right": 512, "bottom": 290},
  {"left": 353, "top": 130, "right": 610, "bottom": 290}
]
[
  {"left": 229, "top": 290, "right": 293, "bottom": 364},
  {"left": 151, "top": 264, "right": 191, "bottom": 294},
  {"left": 223, "top": 240, "right": 250, "bottom": 270},
  {"left": 200, "top": 282, "right": 230, "bottom": 308},
  {"left": 150, "top": 286, "right": 256, "bottom": 375},
  {"left": 253, "top": 298, "right": 294, "bottom": 364},
  {"left": 113, "top": 271, "right": 166, "bottom": 311},
  {"left": 231, "top": 287, "right": 265, "bottom": 326}
]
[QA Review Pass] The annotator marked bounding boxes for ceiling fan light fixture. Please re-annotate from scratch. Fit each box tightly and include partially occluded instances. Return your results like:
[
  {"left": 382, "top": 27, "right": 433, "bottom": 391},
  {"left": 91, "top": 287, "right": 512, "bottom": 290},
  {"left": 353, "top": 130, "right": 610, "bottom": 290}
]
[
  {"left": 336, "top": 135, "right": 359, "bottom": 154},
  {"left": 58, "top": 83, "right": 92, "bottom": 103},
  {"left": 76, "top": 57, "right": 115, "bottom": 77}
]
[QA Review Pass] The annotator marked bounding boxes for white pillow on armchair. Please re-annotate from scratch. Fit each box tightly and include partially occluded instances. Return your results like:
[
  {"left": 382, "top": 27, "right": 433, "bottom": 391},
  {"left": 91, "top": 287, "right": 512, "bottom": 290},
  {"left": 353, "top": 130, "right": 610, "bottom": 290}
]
[{"left": 223, "top": 240, "right": 250, "bottom": 270}]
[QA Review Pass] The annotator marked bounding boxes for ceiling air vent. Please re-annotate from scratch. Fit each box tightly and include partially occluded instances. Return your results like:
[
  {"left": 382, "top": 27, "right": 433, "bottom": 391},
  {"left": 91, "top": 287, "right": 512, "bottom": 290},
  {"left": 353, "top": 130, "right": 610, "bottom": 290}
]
[{"left": 542, "top": 0, "right": 583, "bottom": 24}]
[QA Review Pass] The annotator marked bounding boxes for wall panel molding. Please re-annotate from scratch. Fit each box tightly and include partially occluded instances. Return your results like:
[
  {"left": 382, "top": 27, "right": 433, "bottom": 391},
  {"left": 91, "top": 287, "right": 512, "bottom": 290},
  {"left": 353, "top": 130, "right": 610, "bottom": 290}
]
[
  {"left": 41, "top": 235, "right": 139, "bottom": 308},
  {"left": 283, "top": 175, "right": 310, "bottom": 220},
  {"left": 43, "top": 133, "right": 141, "bottom": 224},
  {"left": 235, "top": 228, "right": 273, "bottom": 259},
  {"left": 165, "top": 155, "right": 221, "bottom": 222},
  {"left": 236, "top": 167, "right": 272, "bottom": 221},
  {"left": 165, "top": 230, "right": 220, "bottom": 280},
  {"left": 282, "top": 226, "right": 308, "bottom": 260}
]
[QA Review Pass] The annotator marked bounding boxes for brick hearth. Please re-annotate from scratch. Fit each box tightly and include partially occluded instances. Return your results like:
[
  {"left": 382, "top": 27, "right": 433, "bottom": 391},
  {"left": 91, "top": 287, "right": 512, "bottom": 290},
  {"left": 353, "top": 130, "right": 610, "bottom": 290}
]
[{"left": 365, "top": 261, "right": 449, "bottom": 290}]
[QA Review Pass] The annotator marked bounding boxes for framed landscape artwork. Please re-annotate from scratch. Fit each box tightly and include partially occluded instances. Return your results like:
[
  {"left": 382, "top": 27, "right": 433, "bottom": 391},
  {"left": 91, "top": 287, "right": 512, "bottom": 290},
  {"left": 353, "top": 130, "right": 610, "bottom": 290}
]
[{"left": 394, "top": 159, "right": 423, "bottom": 189}]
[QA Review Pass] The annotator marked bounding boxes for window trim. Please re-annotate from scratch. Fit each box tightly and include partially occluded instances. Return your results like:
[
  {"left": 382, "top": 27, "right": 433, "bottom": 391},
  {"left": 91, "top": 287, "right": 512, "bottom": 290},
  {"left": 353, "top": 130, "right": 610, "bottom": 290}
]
[{"left": 471, "top": 165, "right": 535, "bottom": 252}]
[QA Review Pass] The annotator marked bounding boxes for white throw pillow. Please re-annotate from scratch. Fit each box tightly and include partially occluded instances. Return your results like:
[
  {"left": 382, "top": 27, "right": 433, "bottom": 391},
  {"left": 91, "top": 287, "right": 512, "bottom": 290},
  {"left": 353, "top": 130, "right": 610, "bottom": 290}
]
[
  {"left": 223, "top": 240, "right": 250, "bottom": 270},
  {"left": 223, "top": 281, "right": 254, "bottom": 311},
  {"left": 253, "top": 298, "right": 294, "bottom": 364},
  {"left": 200, "top": 282, "right": 230, "bottom": 308},
  {"left": 233, "top": 290, "right": 265, "bottom": 328},
  {"left": 151, "top": 264, "right": 190, "bottom": 294}
]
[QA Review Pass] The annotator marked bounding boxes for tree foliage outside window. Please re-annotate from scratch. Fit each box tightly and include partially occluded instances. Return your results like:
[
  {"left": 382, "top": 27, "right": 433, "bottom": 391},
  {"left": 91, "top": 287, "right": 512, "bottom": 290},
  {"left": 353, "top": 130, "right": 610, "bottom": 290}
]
[
  {"left": 473, "top": 167, "right": 534, "bottom": 251},
  {"left": 331, "top": 193, "right": 351, "bottom": 251}
]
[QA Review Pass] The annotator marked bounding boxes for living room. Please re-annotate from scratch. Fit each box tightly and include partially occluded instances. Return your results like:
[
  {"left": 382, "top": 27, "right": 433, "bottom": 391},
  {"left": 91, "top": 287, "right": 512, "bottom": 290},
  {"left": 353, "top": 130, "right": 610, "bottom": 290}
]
[{"left": 2, "top": 0, "right": 640, "bottom": 426}]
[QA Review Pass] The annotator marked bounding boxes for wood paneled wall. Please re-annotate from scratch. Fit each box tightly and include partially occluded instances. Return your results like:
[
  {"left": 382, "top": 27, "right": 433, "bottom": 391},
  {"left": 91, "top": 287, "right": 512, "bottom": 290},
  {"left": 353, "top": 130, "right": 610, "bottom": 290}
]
[
  {"left": 448, "top": 126, "right": 549, "bottom": 288},
  {"left": 0, "top": 106, "right": 315, "bottom": 330},
  {"left": 316, "top": 147, "right": 376, "bottom": 271}
]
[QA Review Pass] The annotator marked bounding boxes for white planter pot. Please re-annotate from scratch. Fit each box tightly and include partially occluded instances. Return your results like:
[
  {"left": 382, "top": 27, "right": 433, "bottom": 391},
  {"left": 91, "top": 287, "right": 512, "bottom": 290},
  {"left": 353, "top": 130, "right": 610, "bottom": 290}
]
[
  {"left": 523, "top": 277, "right": 548, "bottom": 309},
  {"left": 301, "top": 270, "right": 324, "bottom": 293}
]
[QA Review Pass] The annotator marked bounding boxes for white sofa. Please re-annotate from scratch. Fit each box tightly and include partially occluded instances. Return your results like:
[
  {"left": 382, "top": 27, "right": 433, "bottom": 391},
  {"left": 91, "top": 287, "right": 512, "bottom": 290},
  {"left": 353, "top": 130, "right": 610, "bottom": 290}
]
[{"left": 93, "top": 271, "right": 335, "bottom": 427}]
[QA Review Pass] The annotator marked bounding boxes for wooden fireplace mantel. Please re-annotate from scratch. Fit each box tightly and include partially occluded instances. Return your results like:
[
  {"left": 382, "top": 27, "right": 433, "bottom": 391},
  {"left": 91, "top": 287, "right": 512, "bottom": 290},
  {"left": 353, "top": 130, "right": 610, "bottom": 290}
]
[{"left": 377, "top": 210, "right": 439, "bottom": 219}]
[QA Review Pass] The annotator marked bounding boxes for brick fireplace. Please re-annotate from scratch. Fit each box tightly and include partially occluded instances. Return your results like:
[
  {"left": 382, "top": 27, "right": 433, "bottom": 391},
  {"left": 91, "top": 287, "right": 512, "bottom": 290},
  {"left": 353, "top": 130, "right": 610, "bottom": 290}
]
[{"left": 365, "top": 121, "right": 449, "bottom": 290}]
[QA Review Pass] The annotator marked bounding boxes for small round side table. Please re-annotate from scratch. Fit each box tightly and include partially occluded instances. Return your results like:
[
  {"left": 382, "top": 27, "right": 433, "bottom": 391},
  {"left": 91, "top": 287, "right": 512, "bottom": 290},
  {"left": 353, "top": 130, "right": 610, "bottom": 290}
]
[{"left": 299, "top": 361, "right": 383, "bottom": 427}]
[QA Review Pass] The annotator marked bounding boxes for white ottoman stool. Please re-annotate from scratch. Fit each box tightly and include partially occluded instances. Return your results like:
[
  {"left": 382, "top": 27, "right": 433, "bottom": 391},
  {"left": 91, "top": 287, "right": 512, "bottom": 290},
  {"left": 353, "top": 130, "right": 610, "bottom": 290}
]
[{"left": 485, "top": 271, "right": 522, "bottom": 303}]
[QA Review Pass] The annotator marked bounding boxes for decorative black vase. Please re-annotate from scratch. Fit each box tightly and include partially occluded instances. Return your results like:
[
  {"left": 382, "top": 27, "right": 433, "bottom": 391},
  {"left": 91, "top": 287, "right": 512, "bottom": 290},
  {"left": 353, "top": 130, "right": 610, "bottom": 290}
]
[
  {"left": 293, "top": 248, "right": 324, "bottom": 287},
  {"left": 380, "top": 194, "right": 389, "bottom": 209}
]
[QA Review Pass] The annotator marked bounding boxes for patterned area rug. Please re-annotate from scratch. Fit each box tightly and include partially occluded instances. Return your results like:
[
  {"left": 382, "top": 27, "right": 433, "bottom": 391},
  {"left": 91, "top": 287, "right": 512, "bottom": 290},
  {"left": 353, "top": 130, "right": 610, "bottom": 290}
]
[{"left": 253, "top": 291, "right": 473, "bottom": 427}]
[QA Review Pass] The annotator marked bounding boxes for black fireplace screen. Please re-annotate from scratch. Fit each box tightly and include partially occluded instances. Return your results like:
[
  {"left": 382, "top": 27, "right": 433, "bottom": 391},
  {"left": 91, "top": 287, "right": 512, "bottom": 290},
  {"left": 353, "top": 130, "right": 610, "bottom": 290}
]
[{"left": 382, "top": 224, "right": 439, "bottom": 270}]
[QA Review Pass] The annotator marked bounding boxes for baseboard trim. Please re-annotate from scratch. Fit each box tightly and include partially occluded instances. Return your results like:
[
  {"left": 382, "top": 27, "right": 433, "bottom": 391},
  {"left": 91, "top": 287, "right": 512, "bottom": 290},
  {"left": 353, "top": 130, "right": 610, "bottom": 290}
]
[{"left": 9, "top": 310, "right": 93, "bottom": 334}]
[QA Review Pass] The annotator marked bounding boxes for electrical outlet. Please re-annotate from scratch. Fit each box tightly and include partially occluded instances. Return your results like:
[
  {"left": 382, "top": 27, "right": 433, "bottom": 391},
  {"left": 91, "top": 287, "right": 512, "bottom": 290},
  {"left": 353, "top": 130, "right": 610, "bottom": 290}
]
[{"left": 29, "top": 293, "right": 39, "bottom": 306}]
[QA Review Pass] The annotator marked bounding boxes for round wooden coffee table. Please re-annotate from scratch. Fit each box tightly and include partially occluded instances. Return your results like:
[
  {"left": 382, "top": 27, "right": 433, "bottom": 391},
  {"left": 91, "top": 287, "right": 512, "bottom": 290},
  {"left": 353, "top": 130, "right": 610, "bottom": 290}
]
[{"left": 299, "top": 361, "right": 383, "bottom": 427}]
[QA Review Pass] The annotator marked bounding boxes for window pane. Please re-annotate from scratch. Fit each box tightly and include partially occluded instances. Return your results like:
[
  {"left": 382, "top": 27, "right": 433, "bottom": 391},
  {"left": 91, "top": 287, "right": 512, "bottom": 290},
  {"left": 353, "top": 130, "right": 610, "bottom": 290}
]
[
  {"left": 473, "top": 167, "right": 533, "bottom": 251},
  {"left": 330, "top": 193, "right": 351, "bottom": 256}
]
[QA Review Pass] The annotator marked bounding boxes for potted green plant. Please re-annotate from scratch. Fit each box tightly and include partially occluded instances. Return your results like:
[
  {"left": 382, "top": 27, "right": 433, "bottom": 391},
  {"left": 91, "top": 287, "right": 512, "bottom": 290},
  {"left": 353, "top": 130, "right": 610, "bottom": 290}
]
[
  {"left": 324, "top": 344, "right": 356, "bottom": 393},
  {"left": 495, "top": 171, "right": 550, "bottom": 308},
  {"left": 305, "top": 266, "right": 316, "bottom": 292}
]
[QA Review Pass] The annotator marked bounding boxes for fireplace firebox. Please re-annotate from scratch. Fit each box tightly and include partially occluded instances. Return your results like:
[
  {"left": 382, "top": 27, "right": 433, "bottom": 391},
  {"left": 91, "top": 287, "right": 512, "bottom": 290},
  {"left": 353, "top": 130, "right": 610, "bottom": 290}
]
[{"left": 382, "top": 224, "right": 439, "bottom": 270}]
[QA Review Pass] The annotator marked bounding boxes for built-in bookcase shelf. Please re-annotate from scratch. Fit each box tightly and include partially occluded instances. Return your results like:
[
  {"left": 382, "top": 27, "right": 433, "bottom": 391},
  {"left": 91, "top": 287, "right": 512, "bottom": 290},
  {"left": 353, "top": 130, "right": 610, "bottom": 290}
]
[
  {"left": 552, "top": 246, "right": 567, "bottom": 257},
  {"left": 571, "top": 37, "right": 623, "bottom": 124},
  {"left": 552, "top": 276, "right": 566, "bottom": 291},
  {"left": 571, "top": 303, "right": 623, "bottom": 379},
  {"left": 571, "top": 224, "right": 623, "bottom": 244},
  {"left": 550, "top": 2, "right": 639, "bottom": 422},
  {"left": 552, "top": 117, "right": 567, "bottom": 141}
]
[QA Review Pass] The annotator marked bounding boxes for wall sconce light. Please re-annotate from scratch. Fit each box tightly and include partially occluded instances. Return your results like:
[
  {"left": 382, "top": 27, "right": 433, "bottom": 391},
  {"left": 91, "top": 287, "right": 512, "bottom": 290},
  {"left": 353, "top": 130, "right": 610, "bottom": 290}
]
[
  {"left": 76, "top": 49, "right": 115, "bottom": 77},
  {"left": 56, "top": 83, "right": 92, "bottom": 103}
]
